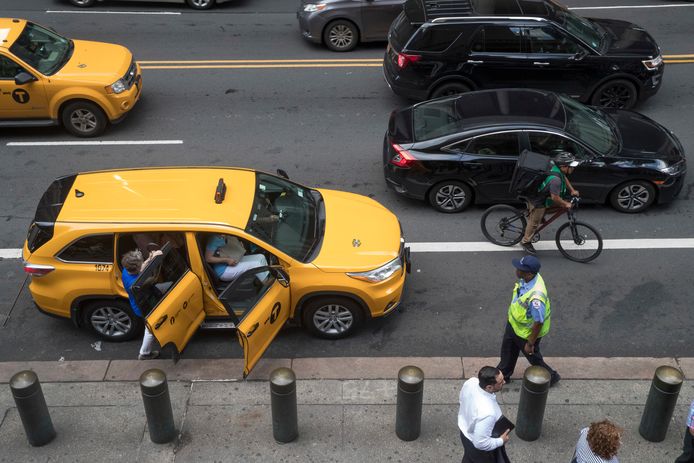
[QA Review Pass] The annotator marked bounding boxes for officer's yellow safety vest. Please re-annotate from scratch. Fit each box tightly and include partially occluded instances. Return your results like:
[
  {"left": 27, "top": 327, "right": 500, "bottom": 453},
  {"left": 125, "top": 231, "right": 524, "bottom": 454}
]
[{"left": 507, "top": 274, "right": 551, "bottom": 340}]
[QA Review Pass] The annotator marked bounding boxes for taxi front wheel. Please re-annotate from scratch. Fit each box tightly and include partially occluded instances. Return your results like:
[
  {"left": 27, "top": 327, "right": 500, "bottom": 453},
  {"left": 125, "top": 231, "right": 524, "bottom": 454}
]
[
  {"left": 61, "top": 101, "right": 108, "bottom": 138},
  {"left": 302, "top": 297, "right": 363, "bottom": 339},
  {"left": 82, "top": 300, "right": 142, "bottom": 342}
]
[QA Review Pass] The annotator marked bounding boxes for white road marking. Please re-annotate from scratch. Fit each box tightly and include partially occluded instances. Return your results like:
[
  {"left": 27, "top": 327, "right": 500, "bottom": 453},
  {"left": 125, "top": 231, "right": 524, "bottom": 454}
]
[
  {"left": 5, "top": 239, "right": 694, "bottom": 260},
  {"left": 6, "top": 140, "right": 184, "bottom": 146},
  {"left": 569, "top": 4, "right": 694, "bottom": 10},
  {"left": 45, "top": 10, "right": 181, "bottom": 15}
]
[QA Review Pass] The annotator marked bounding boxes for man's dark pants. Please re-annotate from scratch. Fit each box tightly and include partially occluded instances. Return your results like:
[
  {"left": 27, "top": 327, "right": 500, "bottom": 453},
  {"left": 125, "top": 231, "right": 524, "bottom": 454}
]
[
  {"left": 675, "top": 428, "right": 694, "bottom": 462},
  {"left": 497, "top": 322, "right": 559, "bottom": 383},
  {"left": 460, "top": 431, "right": 509, "bottom": 463}
]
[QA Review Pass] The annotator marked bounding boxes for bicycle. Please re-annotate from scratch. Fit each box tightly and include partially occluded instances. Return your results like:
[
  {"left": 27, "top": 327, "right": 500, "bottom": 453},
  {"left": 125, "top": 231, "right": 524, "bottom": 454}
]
[{"left": 480, "top": 197, "right": 603, "bottom": 263}]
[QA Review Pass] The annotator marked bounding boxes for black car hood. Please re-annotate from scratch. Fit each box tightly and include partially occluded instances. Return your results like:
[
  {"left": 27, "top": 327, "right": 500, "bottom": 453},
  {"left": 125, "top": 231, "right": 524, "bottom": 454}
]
[
  {"left": 604, "top": 109, "right": 682, "bottom": 160},
  {"left": 591, "top": 18, "right": 659, "bottom": 57}
]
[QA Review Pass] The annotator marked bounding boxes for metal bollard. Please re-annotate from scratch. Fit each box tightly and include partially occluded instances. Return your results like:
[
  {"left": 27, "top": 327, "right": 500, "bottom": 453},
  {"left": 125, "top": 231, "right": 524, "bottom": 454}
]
[
  {"left": 395, "top": 365, "right": 424, "bottom": 441},
  {"left": 10, "top": 370, "right": 56, "bottom": 446},
  {"left": 639, "top": 365, "right": 683, "bottom": 442},
  {"left": 270, "top": 367, "right": 298, "bottom": 443},
  {"left": 516, "top": 366, "right": 550, "bottom": 441},
  {"left": 140, "top": 369, "right": 176, "bottom": 444}
]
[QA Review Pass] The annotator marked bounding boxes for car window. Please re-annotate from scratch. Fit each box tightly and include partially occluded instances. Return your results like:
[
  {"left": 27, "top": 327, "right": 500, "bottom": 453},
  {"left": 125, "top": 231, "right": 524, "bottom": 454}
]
[
  {"left": 466, "top": 132, "right": 520, "bottom": 156},
  {"left": 132, "top": 246, "right": 189, "bottom": 317},
  {"left": 470, "top": 26, "right": 522, "bottom": 54},
  {"left": 408, "top": 25, "right": 461, "bottom": 52},
  {"left": 472, "top": 0, "right": 522, "bottom": 14},
  {"left": 116, "top": 232, "right": 187, "bottom": 268},
  {"left": 526, "top": 26, "right": 578, "bottom": 54},
  {"left": 9, "top": 22, "right": 72, "bottom": 76},
  {"left": 528, "top": 132, "right": 588, "bottom": 158},
  {"left": 57, "top": 234, "right": 114, "bottom": 263},
  {"left": 219, "top": 267, "right": 277, "bottom": 319},
  {"left": 0, "top": 55, "right": 24, "bottom": 79}
]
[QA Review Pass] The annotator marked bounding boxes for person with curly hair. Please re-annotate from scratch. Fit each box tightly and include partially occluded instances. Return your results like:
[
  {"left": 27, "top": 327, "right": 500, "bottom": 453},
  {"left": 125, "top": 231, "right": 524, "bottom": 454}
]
[
  {"left": 572, "top": 419, "right": 622, "bottom": 463},
  {"left": 675, "top": 399, "right": 694, "bottom": 462}
]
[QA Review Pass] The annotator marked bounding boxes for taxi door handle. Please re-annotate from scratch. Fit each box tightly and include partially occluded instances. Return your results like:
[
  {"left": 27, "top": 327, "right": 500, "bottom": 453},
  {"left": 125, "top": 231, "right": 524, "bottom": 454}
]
[{"left": 154, "top": 315, "right": 168, "bottom": 329}]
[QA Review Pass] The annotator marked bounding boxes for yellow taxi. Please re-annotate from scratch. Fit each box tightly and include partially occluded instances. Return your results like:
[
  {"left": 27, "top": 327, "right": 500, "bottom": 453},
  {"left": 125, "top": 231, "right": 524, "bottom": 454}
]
[
  {"left": 23, "top": 167, "right": 410, "bottom": 376},
  {"left": 0, "top": 18, "right": 141, "bottom": 137}
]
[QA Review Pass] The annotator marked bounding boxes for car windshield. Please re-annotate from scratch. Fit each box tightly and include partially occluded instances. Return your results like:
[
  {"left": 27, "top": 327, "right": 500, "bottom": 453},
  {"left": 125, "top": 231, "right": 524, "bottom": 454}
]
[
  {"left": 560, "top": 95, "right": 618, "bottom": 155},
  {"left": 9, "top": 22, "right": 73, "bottom": 76},
  {"left": 245, "top": 173, "right": 321, "bottom": 262},
  {"left": 555, "top": 9, "right": 603, "bottom": 51}
]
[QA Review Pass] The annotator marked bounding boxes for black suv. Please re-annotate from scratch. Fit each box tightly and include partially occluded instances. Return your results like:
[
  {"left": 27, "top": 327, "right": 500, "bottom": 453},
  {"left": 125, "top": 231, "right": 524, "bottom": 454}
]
[{"left": 383, "top": 0, "right": 664, "bottom": 109}]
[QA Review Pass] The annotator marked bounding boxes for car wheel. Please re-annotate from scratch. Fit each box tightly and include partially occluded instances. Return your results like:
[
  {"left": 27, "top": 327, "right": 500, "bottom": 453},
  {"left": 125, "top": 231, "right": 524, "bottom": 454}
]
[
  {"left": 61, "top": 101, "right": 108, "bottom": 138},
  {"left": 609, "top": 180, "right": 656, "bottom": 213},
  {"left": 82, "top": 300, "right": 142, "bottom": 342},
  {"left": 186, "top": 0, "right": 216, "bottom": 9},
  {"left": 591, "top": 79, "right": 638, "bottom": 109},
  {"left": 430, "top": 82, "right": 471, "bottom": 99},
  {"left": 428, "top": 181, "right": 473, "bottom": 213},
  {"left": 68, "top": 0, "right": 96, "bottom": 6},
  {"left": 302, "top": 297, "right": 363, "bottom": 339},
  {"left": 323, "top": 20, "right": 359, "bottom": 52}
]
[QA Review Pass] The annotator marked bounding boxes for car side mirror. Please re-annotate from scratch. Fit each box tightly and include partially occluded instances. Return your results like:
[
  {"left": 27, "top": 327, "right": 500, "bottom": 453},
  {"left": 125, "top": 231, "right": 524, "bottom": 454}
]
[
  {"left": 570, "top": 50, "right": 587, "bottom": 61},
  {"left": 14, "top": 71, "right": 37, "bottom": 85},
  {"left": 276, "top": 169, "right": 289, "bottom": 179}
]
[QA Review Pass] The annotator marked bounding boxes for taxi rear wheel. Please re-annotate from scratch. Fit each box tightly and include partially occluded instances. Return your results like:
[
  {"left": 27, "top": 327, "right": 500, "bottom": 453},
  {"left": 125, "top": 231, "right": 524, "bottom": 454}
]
[
  {"left": 302, "top": 297, "right": 363, "bottom": 339},
  {"left": 61, "top": 101, "right": 108, "bottom": 138},
  {"left": 83, "top": 300, "right": 142, "bottom": 342}
]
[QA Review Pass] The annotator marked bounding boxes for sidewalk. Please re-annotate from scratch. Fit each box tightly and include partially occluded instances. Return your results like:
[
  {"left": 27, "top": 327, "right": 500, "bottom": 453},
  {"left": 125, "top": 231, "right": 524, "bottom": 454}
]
[{"left": 0, "top": 357, "right": 692, "bottom": 462}]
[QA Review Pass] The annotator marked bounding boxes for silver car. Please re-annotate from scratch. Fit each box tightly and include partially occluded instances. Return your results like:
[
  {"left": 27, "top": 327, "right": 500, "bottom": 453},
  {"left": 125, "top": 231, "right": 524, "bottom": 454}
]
[
  {"left": 297, "top": 0, "right": 404, "bottom": 52},
  {"left": 67, "top": 0, "right": 228, "bottom": 10}
]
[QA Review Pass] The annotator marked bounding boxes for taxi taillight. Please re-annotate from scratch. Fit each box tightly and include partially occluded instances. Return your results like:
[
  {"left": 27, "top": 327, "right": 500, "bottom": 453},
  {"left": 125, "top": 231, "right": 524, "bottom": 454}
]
[{"left": 23, "top": 262, "right": 55, "bottom": 277}]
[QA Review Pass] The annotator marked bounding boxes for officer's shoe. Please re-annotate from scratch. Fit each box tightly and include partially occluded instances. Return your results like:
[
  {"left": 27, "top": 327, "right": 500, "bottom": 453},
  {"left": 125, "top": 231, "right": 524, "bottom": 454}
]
[
  {"left": 138, "top": 350, "right": 160, "bottom": 360},
  {"left": 550, "top": 373, "right": 561, "bottom": 387},
  {"left": 521, "top": 242, "right": 537, "bottom": 255}
]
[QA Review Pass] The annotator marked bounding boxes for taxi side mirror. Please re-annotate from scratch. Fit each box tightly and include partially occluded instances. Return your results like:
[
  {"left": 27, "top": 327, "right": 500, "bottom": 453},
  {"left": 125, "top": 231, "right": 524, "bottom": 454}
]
[{"left": 15, "top": 72, "right": 37, "bottom": 85}]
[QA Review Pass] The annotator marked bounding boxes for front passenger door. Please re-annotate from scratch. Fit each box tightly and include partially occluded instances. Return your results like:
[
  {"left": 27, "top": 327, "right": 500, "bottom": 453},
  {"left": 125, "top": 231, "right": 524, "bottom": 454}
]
[{"left": 219, "top": 266, "right": 291, "bottom": 378}]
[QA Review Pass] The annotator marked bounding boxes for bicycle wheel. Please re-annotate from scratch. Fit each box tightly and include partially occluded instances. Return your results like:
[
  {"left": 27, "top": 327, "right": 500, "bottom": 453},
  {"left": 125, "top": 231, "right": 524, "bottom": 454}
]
[
  {"left": 480, "top": 205, "right": 527, "bottom": 246},
  {"left": 555, "top": 221, "right": 603, "bottom": 263}
]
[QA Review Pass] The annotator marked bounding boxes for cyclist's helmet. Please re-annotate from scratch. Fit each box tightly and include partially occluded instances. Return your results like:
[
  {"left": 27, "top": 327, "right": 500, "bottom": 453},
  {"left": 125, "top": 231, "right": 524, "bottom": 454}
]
[{"left": 554, "top": 152, "right": 579, "bottom": 167}]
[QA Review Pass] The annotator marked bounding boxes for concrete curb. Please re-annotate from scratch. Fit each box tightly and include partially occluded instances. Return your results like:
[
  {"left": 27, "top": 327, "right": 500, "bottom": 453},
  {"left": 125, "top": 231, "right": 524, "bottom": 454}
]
[{"left": 0, "top": 357, "right": 691, "bottom": 383}]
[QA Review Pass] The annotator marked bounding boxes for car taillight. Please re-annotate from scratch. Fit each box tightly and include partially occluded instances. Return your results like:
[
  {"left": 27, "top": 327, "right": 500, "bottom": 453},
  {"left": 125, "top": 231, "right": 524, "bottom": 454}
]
[
  {"left": 23, "top": 262, "right": 55, "bottom": 277},
  {"left": 390, "top": 144, "right": 416, "bottom": 168},
  {"left": 397, "top": 53, "right": 421, "bottom": 69}
]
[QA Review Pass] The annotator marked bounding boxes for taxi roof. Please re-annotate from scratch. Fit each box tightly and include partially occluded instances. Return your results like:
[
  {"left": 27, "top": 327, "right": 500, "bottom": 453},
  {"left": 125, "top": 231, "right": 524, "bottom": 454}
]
[
  {"left": 0, "top": 18, "right": 26, "bottom": 49},
  {"left": 57, "top": 167, "right": 257, "bottom": 229}
]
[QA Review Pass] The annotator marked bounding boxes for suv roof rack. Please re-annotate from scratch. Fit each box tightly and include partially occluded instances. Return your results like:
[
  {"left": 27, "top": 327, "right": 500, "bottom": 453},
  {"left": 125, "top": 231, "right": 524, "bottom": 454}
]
[
  {"left": 404, "top": 0, "right": 474, "bottom": 23},
  {"left": 430, "top": 15, "right": 546, "bottom": 23}
]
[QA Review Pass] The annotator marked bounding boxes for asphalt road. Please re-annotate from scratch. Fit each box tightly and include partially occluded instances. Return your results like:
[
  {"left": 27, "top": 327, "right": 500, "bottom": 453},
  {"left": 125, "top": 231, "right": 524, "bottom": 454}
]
[{"left": 0, "top": 0, "right": 692, "bottom": 361}]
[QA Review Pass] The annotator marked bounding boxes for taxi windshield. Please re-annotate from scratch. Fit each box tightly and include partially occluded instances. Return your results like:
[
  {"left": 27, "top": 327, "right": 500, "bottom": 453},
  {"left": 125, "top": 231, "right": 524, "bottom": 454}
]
[
  {"left": 9, "top": 22, "right": 73, "bottom": 76},
  {"left": 245, "top": 173, "right": 321, "bottom": 262}
]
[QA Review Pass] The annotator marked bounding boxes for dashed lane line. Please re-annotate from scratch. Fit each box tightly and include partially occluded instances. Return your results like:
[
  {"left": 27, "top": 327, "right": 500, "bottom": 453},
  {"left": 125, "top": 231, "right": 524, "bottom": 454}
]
[{"left": 3, "top": 239, "right": 694, "bottom": 260}]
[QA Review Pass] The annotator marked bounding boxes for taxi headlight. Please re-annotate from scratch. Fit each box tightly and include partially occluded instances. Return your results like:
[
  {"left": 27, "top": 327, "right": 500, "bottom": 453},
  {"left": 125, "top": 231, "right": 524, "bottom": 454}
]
[
  {"left": 108, "top": 79, "right": 126, "bottom": 94},
  {"left": 347, "top": 257, "right": 402, "bottom": 283},
  {"left": 642, "top": 55, "right": 662, "bottom": 71},
  {"left": 304, "top": 3, "right": 327, "bottom": 12}
]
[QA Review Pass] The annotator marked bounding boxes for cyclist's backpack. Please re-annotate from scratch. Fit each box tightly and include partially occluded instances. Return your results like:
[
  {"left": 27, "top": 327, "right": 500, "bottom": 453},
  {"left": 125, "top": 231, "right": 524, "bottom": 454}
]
[{"left": 509, "top": 150, "right": 556, "bottom": 201}]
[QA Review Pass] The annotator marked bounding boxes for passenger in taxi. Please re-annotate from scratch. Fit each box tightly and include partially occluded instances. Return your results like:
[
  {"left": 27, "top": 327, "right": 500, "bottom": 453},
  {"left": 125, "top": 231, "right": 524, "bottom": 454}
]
[{"left": 205, "top": 234, "right": 268, "bottom": 282}]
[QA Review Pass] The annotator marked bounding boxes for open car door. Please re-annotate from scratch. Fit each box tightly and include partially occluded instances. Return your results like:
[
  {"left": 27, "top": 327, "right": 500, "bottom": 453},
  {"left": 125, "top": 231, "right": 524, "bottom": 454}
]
[
  {"left": 219, "top": 266, "right": 290, "bottom": 378},
  {"left": 131, "top": 243, "right": 205, "bottom": 354}
]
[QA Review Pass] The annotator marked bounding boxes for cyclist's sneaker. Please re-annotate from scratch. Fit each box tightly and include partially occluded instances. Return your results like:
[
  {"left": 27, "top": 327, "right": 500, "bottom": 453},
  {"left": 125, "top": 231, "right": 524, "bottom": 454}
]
[{"left": 521, "top": 242, "right": 537, "bottom": 254}]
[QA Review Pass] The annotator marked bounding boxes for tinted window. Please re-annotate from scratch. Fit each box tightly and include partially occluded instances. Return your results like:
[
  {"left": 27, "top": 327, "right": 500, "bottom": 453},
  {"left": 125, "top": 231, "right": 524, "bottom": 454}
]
[
  {"left": 132, "top": 246, "right": 189, "bottom": 317},
  {"left": 58, "top": 234, "right": 114, "bottom": 263},
  {"left": 528, "top": 132, "right": 587, "bottom": 158},
  {"left": 526, "top": 26, "right": 578, "bottom": 54},
  {"left": 470, "top": 26, "right": 522, "bottom": 53},
  {"left": 408, "top": 25, "right": 461, "bottom": 52},
  {"left": 466, "top": 132, "right": 520, "bottom": 156},
  {"left": 472, "top": 0, "right": 521, "bottom": 14},
  {"left": 392, "top": 11, "right": 419, "bottom": 49},
  {"left": 0, "top": 55, "right": 23, "bottom": 79},
  {"left": 518, "top": 0, "right": 549, "bottom": 15},
  {"left": 219, "top": 267, "right": 276, "bottom": 319}
]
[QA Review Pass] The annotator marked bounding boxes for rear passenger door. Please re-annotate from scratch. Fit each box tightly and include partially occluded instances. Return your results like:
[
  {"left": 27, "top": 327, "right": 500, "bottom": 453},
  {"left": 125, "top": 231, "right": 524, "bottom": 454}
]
[{"left": 465, "top": 25, "right": 528, "bottom": 89}]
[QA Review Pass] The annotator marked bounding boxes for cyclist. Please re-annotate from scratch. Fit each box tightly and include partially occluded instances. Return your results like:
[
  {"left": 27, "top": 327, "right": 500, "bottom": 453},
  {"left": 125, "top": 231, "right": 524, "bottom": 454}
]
[{"left": 521, "top": 152, "right": 580, "bottom": 254}]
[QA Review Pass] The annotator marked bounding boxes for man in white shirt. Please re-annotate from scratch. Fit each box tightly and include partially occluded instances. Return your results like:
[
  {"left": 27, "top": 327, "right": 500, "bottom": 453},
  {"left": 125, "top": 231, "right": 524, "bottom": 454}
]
[{"left": 458, "top": 366, "right": 512, "bottom": 463}]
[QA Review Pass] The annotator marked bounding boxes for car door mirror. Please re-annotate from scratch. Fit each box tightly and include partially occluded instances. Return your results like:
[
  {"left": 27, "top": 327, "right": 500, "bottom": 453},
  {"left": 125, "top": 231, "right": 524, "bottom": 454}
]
[
  {"left": 570, "top": 50, "right": 587, "bottom": 61},
  {"left": 271, "top": 266, "right": 290, "bottom": 287},
  {"left": 14, "top": 71, "right": 37, "bottom": 85},
  {"left": 276, "top": 169, "right": 289, "bottom": 179}
]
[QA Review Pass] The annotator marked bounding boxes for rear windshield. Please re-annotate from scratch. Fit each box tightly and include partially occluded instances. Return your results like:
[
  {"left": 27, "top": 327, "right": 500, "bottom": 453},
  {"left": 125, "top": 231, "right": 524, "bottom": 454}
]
[
  {"left": 413, "top": 97, "right": 466, "bottom": 141},
  {"left": 390, "top": 12, "right": 419, "bottom": 50},
  {"left": 27, "top": 174, "right": 76, "bottom": 252}
]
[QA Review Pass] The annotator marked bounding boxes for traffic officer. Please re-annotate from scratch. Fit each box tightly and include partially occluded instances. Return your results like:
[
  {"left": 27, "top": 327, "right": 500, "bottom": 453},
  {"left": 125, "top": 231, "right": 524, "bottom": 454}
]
[{"left": 496, "top": 255, "right": 560, "bottom": 386}]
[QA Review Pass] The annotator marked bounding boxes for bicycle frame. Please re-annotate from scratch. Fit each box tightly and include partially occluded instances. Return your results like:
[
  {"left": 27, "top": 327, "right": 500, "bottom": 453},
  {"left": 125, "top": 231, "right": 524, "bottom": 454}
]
[{"left": 532, "top": 206, "right": 571, "bottom": 236}]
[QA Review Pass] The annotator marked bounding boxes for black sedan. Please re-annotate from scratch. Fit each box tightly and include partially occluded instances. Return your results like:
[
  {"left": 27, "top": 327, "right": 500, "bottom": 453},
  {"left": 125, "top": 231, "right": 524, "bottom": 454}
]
[{"left": 383, "top": 89, "right": 686, "bottom": 213}]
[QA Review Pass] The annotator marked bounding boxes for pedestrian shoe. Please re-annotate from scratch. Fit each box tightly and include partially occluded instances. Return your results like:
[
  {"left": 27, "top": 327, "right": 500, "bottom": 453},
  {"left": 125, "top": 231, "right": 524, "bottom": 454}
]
[
  {"left": 138, "top": 350, "right": 160, "bottom": 360},
  {"left": 521, "top": 242, "right": 537, "bottom": 255},
  {"left": 550, "top": 373, "right": 561, "bottom": 387}
]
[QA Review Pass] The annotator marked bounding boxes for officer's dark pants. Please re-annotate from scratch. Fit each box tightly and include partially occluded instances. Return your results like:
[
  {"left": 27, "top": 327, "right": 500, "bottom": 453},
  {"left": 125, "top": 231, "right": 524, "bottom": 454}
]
[
  {"left": 675, "top": 428, "right": 694, "bottom": 462},
  {"left": 460, "top": 431, "right": 510, "bottom": 463},
  {"left": 497, "top": 322, "right": 559, "bottom": 383}
]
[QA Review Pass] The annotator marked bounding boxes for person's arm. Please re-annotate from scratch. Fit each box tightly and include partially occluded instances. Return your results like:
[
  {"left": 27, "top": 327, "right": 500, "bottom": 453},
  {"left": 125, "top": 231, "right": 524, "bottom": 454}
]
[
  {"left": 205, "top": 248, "right": 237, "bottom": 266},
  {"left": 689, "top": 426, "right": 694, "bottom": 437},
  {"left": 548, "top": 177, "right": 572, "bottom": 209},
  {"left": 470, "top": 415, "right": 506, "bottom": 451},
  {"left": 524, "top": 299, "right": 545, "bottom": 355},
  {"left": 564, "top": 176, "right": 579, "bottom": 197},
  {"left": 524, "top": 322, "right": 543, "bottom": 355}
]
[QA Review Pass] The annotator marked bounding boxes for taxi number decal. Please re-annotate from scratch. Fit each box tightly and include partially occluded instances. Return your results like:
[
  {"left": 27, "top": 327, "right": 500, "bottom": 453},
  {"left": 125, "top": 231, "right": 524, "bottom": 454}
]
[
  {"left": 94, "top": 264, "right": 111, "bottom": 272},
  {"left": 12, "top": 89, "right": 30, "bottom": 104}
]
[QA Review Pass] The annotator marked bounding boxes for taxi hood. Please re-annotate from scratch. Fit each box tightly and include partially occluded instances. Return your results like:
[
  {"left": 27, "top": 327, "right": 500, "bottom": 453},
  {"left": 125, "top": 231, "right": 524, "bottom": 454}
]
[
  {"left": 54, "top": 39, "right": 131, "bottom": 84},
  {"left": 311, "top": 190, "right": 402, "bottom": 272}
]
